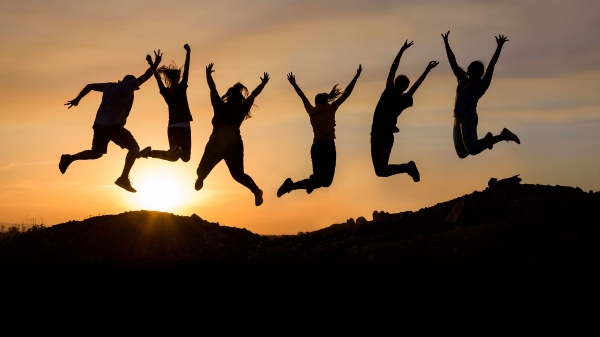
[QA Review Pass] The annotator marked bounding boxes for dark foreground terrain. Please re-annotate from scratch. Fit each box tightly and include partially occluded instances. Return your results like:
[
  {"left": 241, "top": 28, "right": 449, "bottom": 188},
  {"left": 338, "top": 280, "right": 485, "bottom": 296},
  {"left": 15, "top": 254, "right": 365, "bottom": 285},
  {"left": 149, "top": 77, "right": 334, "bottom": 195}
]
[{"left": 1, "top": 184, "right": 599, "bottom": 274}]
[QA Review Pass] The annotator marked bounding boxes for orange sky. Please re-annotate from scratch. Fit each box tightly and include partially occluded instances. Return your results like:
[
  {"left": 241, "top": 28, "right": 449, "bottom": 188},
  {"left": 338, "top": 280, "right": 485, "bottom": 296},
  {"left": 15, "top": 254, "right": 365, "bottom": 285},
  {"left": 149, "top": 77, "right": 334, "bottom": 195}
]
[{"left": 1, "top": 0, "right": 599, "bottom": 234}]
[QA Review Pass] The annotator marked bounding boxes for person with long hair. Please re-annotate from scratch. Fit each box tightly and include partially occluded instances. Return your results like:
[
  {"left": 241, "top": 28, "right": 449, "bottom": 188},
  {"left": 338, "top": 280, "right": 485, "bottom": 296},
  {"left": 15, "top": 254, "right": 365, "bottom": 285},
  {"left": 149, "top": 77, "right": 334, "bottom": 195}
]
[
  {"left": 442, "top": 31, "right": 520, "bottom": 159},
  {"left": 195, "top": 63, "right": 269, "bottom": 206},
  {"left": 370, "top": 40, "right": 439, "bottom": 182},
  {"left": 138, "top": 44, "right": 193, "bottom": 162},
  {"left": 59, "top": 54, "right": 162, "bottom": 192},
  {"left": 277, "top": 65, "right": 362, "bottom": 198}
]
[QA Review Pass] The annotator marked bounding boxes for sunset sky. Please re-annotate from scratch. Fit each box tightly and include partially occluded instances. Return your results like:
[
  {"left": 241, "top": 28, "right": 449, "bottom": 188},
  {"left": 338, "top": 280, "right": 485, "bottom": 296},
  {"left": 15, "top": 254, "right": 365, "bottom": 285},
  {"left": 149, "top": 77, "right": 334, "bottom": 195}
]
[{"left": 1, "top": 0, "right": 599, "bottom": 234}]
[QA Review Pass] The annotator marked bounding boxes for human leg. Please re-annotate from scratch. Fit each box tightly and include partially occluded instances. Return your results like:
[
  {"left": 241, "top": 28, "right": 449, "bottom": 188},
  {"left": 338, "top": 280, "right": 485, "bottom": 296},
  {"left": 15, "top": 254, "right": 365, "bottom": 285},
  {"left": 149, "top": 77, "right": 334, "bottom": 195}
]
[
  {"left": 453, "top": 117, "right": 470, "bottom": 159},
  {"left": 195, "top": 135, "right": 225, "bottom": 191},
  {"left": 110, "top": 126, "right": 140, "bottom": 192},
  {"left": 223, "top": 138, "right": 263, "bottom": 206},
  {"left": 307, "top": 140, "right": 336, "bottom": 192},
  {"left": 371, "top": 133, "right": 411, "bottom": 177},
  {"left": 59, "top": 124, "right": 110, "bottom": 174},
  {"left": 460, "top": 114, "right": 490, "bottom": 156}
]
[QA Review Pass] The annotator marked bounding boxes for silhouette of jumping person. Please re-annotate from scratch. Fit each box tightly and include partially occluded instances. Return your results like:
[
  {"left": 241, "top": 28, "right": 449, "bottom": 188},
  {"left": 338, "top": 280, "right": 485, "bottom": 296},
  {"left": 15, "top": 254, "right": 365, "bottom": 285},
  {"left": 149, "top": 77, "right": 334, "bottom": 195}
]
[
  {"left": 277, "top": 65, "right": 362, "bottom": 198},
  {"left": 60, "top": 54, "right": 162, "bottom": 192},
  {"left": 195, "top": 63, "right": 269, "bottom": 206},
  {"left": 442, "top": 31, "right": 520, "bottom": 159},
  {"left": 138, "top": 45, "right": 193, "bottom": 162},
  {"left": 370, "top": 40, "right": 439, "bottom": 182}
]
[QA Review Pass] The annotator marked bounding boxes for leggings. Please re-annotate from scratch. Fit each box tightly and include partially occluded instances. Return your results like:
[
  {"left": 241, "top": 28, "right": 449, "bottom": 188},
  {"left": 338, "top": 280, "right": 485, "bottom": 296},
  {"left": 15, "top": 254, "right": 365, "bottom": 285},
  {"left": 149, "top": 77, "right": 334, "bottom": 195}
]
[
  {"left": 292, "top": 140, "right": 336, "bottom": 193},
  {"left": 370, "top": 132, "right": 409, "bottom": 177},
  {"left": 453, "top": 114, "right": 489, "bottom": 158},
  {"left": 149, "top": 127, "right": 192, "bottom": 162},
  {"left": 196, "top": 129, "right": 258, "bottom": 192}
]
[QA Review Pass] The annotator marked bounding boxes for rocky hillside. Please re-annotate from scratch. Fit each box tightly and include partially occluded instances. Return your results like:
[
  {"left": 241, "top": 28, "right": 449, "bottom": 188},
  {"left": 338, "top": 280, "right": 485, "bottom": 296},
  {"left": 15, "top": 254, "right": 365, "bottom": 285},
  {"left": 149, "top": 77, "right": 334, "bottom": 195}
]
[{"left": 1, "top": 183, "right": 599, "bottom": 274}]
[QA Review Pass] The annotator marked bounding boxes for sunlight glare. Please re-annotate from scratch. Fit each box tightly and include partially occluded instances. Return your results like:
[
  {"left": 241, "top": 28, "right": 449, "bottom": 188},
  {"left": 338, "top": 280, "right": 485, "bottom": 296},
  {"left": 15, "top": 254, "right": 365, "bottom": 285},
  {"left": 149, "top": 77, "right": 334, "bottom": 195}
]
[{"left": 133, "top": 169, "right": 189, "bottom": 212}]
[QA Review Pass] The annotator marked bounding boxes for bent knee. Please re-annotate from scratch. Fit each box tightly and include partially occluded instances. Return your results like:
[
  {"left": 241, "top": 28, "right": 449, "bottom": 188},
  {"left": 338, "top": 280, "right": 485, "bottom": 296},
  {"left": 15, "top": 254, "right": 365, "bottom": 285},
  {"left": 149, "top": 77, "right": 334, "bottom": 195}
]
[
  {"left": 457, "top": 152, "right": 469, "bottom": 159},
  {"left": 375, "top": 169, "right": 388, "bottom": 178},
  {"left": 180, "top": 154, "right": 191, "bottom": 163}
]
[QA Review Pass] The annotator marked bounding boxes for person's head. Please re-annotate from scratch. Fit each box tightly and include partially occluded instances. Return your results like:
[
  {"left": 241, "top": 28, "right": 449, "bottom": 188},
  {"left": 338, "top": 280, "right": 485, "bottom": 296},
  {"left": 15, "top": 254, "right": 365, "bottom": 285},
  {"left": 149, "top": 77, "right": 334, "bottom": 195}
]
[
  {"left": 157, "top": 62, "right": 182, "bottom": 89},
  {"left": 121, "top": 74, "right": 140, "bottom": 90},
  {"left": 315, "top": 85, "right": 342, "bottom": 105},
  {"left": 222, "top": 82, "right": 252, "bottom": 118},
  {"left": 394, "top": 75, "right": 410, "bottom": 94},
  {"left": 467, "top": 61, "right": 485, "bottom": 79}
]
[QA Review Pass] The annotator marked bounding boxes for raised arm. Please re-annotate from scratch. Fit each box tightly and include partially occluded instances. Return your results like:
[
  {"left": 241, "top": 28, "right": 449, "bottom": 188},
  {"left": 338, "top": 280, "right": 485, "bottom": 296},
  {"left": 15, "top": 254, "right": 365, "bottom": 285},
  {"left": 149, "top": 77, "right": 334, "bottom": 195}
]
[
  {"left": 386, "top": 40, "right": 413, "bottom": 87},
  {"left": 181, "top": 44, "right": 191, "bottom": 85},
  {"left": 64, "top": 83, "right": 105, "bottom": 109},
  {"left": 482, "top": 35, "right": 508, "bottom": 87},
  {"left": 146, "top": 50, "right": 165, "bottom": 91},
  {"left": 136, "top": 50, "right": 162, "bottom": 87},
  {"left": 407, "top": 61, "right": 439, "bottom": 96},
  {"left": 206, "top": 63, "right": 219, "bottom": 98},
  {"left": 441, "top": 31, "right": 463, "bottom": 78},
  {"left": 247, "top": 72, "right": 270, "bottom": 101},
  {"left": 287, "top": 72, "right": 312, "bottom": 109},
  {"left": 333, "top": 64, "right": 362, "bottom": 107}
]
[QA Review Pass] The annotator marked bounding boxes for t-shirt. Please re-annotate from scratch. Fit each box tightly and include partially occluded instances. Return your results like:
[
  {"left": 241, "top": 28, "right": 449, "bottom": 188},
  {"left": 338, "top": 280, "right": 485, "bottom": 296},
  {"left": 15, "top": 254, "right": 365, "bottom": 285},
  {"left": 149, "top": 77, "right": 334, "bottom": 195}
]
[
  {"left": 159, "top": 83, "right": 193, "bottom": 124},
  {"left": 210, "top": 93, "right": 254, "bottom": 132},
  {"left": 94, "top": 80, "right": 140, "bottom": 126},
  {"left": 453, "top": 73, "right": 488, "bottom": 117},
  {"left": 371, "top": 85, "right": 413, "bottom": 134},
  {"left": 306, "top": 103, "right": 339, "bottom": 141}
]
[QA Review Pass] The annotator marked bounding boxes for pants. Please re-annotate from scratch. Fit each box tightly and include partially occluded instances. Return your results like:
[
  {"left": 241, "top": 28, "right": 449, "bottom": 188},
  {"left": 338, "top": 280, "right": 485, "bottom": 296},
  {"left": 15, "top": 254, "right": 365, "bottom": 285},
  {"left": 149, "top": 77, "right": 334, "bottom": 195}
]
[
  {"left": 453, "top": 114, "right": 489, "bottom": 158},
  {"left": 370, "top": 132, "right": 409, "bottom": 177},
  {"left": 196, "top": 127, "right": 258, "bottom": 192},
  {"left": 292, "top": 140, "right": 336, "bottom": 192},
  {"left": 91, "top": 123, "right": 138, "bottom": 154},
  {"left": 150, "top": 127, "right": 192, "bottom": 162}
]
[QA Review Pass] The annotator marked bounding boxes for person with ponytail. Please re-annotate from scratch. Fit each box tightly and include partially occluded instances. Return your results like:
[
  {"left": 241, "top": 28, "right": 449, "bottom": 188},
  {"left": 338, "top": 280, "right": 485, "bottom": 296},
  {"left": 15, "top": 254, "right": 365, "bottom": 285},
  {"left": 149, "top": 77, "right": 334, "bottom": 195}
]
[
  {"left": 195, "top": 63, "right": 269, "bottom": 206},
  {"left": 138, "top": 44, "right": 193, "bottom": 162},
  {"left": 277, "top": 65, "right": 362, "bottom": 198},
  {"left": 370, "top": 40, "right": 438, "bottom": 182}
]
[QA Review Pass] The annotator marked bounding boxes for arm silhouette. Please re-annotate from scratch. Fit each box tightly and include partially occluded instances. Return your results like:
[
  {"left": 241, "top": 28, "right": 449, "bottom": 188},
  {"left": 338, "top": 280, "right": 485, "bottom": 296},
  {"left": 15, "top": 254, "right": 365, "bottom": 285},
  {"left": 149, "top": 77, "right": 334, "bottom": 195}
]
[
  {"left": 64, "top": 83, "right": 106, "bottom": 108},
  {"left": 333, "top": 64, "right": 362, "bottom": 107},
  {"left": 287, "top": 72, "right": 312, "bottom": 110},
  {"left": 181, "top": 44, "right": 191, "bottom": 85},
  {"left": 442, "top": 31, "right": 463, "bottom": 78},
  {"left": 387, "top": 40, "right": 413, "bottom": 87},
  {"left": 407, "top": 61, "right": 439, "bottom": 96},
  {"left": 146, "top": 50, "right": 165, "bottom": 91},
  {"left": 206, "top": 63, "right": 219, "bottom": 99},
  {"left": 137, "top": 50, "right": 162, "bottom": 87},
  {"left": 247, "top": 72, "right": 270, "bottom": 101},
  {"left": 481, "top": 35, "right": 508, "bottom": 89}
]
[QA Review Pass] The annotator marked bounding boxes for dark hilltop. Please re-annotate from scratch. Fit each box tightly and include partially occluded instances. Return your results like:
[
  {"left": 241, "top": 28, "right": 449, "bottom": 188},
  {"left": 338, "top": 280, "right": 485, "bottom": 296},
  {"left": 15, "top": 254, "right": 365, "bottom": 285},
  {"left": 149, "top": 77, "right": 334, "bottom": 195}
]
[{"left": 1, "top": 182, "right": 599, "bottom": 274}]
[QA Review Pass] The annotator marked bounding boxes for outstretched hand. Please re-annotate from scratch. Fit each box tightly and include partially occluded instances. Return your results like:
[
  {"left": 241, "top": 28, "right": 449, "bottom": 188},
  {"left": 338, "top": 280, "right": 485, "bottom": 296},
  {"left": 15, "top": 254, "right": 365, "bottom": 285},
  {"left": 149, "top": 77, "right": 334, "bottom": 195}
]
[
  {"left": 495, "top": 34, "right": 509, "bottom": 46},
  {"left": 206, "top": 63, "right": 215, "bottom": 74},
  {"left": 260, "top": 72, "right": 270, "bottom": 84},
  {"left": 287, "top": 72, "right": 296, "bottom": 85},
  {"left": 153, "top": 50, "right": 162, "bottom": 66},
  {"left": 65, "top": 99, "right": 79, "bottom": 109},
  {"left": 184, "top": 44, "right": 190, "bottom": 52},
  {"left": 427, "top": 61, "right": 439, "bottom": 70},
  {"left": 146, "top": 54, "right": 153, "bottom": 65},
  {"left": 356, "top": 64, "right": 362, "bottom": 76},
  {"left": 441, "top": 30, "right": 450, "bottom": 42},
  {"left": 401, "top": 39, "right": 414, "bottom": 51}
]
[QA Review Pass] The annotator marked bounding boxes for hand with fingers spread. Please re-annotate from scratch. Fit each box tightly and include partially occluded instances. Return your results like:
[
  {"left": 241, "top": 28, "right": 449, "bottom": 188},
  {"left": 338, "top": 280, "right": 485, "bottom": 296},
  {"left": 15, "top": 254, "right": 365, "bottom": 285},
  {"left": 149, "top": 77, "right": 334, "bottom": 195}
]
[
  {"left": 260, "top": 72, "right": 270, "bottom": 84},
  {"left": 65, "top": 99, "right": 80, "bottom": 109},
  {"left": 495, "top": 34, "right": 509, "bottom": 46},
  {"left": 427, "top": 61, "right": 440, "bottom": 70},
  {"left": 441, "top": 30, "right": 450, "bottom": 42},
  {"left": 184, "top": 44, "right": 190, "bottom": 52},
  {"left": 153, "top": 50, "right": 162, "bottom": 66},
  {"left": 287, "top": 72, "right": 296, "bottom": 85},
  {"left": 356, "top": 64, "right": 362, "bottom": 76},
  {"left": 401, "top": 39, "right": 414, "bottom": 51},
  {"left": 206, "top": 63, "right": 215, "bottom": 74}
]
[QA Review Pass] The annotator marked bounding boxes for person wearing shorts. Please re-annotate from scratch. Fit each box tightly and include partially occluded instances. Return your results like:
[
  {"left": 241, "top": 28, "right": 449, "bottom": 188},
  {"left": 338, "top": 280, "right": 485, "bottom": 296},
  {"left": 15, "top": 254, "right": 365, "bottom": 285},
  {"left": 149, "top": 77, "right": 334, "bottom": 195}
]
[{"left": 59, "top": 55, "right": 161, "bottom": 192}]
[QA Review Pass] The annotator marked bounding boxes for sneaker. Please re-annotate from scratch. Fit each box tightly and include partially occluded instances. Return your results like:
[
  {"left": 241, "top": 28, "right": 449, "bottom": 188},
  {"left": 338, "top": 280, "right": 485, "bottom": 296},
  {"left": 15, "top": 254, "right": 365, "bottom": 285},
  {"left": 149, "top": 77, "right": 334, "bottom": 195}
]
[
  {"left": 194, "top": 179, "right": 203, "bottom": 191},
  {"left": 59, "top": 154, "right": 73, "bottom": 174},
  {"left": 407, "top": 161, "right": 420, "bottom": 182},
  {"left": 277, "top": 178, "right": 293, "bottom": 198},
  {"left": 501, "top": 128, "right": 520, "bottom": 144},
  {"left": 115, "top": 176, "right": 137, "bottom": 193},
  {"left": 138, "top": 146, "right": 152, "bottom": 158},
  {"left": 254, "top": 188, "right": 264, "bottom": 206}
]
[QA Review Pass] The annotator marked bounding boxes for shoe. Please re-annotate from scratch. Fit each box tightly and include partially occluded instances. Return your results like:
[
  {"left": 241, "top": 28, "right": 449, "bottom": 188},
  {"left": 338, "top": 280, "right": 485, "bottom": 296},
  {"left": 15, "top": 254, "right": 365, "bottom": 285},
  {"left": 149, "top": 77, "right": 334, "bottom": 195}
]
[
  {"left": 59, "top": 154, "right": 73, "bottom": 174},
  {"left": 501, "top": 128, "right": 520, "bottom": 144},
  {"left": 138, "top": 146, "right": 152, "bottom": 158},
  {"left": 485, "top": 132, "right": 494, "bottom": 150},
  {"left": 194, "top": 179, "right": 203, "bottom": 191},
  {"left": 115, "top": 176, "right": 136, "bottom": 193},
  {"left": 408, "top": 161, "right": 420, "bottom": 182},
  {"left": 254, "top": 188, "right": 264, "bottom": 206},
  {"left": 277, "top": 178, "right": 293, "bottom": 198}
]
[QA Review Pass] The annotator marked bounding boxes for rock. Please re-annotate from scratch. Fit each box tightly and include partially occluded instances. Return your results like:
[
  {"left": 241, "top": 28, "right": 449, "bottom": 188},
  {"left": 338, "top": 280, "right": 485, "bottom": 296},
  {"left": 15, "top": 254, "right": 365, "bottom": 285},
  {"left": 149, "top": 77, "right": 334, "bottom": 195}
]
[
  {"left": 445, "top": 199, "right": 465, "bottom": 223},
  {"left": 488, "top": 174, "right": 522, "bottom": 188},
  {"left": 373, "top": 210, "right": 391, "bottom": 222},
  {"left": 356, "top": 216, "right": 367, "bottom": 225},
  {"left": 346, "top": 218, "right": 356, "bottom": 225}
]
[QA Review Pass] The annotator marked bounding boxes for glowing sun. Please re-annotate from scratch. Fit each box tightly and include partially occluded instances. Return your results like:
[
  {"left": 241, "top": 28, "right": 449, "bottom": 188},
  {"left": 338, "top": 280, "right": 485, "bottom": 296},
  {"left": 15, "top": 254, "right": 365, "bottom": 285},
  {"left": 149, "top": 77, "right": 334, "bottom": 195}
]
[{"left": 133, "top": 168, "right": 191, "bottom": 212}]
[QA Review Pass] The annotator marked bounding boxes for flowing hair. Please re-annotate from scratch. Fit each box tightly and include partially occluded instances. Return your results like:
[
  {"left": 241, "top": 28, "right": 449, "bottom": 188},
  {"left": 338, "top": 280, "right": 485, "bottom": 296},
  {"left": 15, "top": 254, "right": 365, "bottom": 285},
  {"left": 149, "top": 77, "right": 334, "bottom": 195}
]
[
  {"left": 315, "top": 85, "right": 342, "bottom": 105},
  {"left": 221, "top": 82, "right": 253, "bottom": 119},
  {"left": 157, "top": 62, "right": 182, "bottom": 90}
]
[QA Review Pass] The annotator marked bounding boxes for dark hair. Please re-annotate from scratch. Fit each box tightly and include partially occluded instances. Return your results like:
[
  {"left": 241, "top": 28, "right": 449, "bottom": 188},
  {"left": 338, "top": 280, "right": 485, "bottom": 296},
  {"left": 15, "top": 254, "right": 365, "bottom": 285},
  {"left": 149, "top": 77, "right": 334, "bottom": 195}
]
[
  {"left": 122, "top": 74, "right": 136, "bottom": 82},
  {"left": 222, "top": 82, "right": 253, "bottom": 119},
  {"left": 394, "top": 75, "right": 410, "bottom": 92},
  {"left": 467, "top": 61, "right": 485, "bottom": 79},
  {"left": 315, "top": 85, "right": 342, "bottom": 105},
  {"left": 157, "top": 62, "right": 182, "bottom": 89}
]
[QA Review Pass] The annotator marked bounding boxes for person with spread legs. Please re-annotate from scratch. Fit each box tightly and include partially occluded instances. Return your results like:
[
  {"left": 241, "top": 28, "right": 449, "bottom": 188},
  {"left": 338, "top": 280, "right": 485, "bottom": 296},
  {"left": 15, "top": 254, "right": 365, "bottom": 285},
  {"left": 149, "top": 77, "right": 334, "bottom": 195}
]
[
  {"left": 442, "top": 31, "right": 520, "bottom": 159},
  {"left": 277, "top": 65, "right": 362, "bottom": 198},
  {"left": 194, "top": 63, "right": 269, "bottom": 206},
  {"left": 138, "top": 45, "right": 193, "bottom": 163},
  {"left": 59, "top": 54, "right": 162, "bottom": 192},
  {"left": 370, "top": 40, "right": 438, "bottom": 181}
]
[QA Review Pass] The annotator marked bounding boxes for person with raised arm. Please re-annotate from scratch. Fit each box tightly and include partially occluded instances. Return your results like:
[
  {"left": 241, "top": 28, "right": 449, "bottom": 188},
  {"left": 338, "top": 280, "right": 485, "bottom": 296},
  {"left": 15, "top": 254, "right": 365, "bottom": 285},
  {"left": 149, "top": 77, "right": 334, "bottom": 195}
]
[
  {"left": 370, "top": 40, "right": 439, "bottom": 182},
  {"left": 138, "top": 45, "right": 193, "bottom": 163},
  {"left": 194, "top": 63, "right": 269, "bottom": 206},
  {"left": 59, "top": 54, "right": 162, "bottom": 192},
  {"left": 442, "top": 31, "right": 520, "bottom": 159},
  {"left": 277, "top": 65, "right": 362, "bottom": 198}
]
